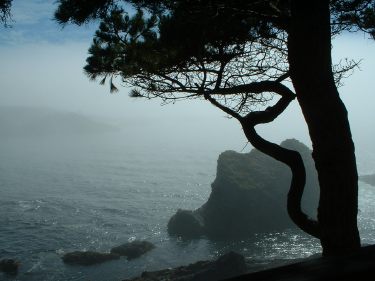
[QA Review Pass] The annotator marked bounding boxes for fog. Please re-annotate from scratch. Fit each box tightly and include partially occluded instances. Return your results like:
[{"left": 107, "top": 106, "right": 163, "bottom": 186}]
[
  {"left": 0, "top": 0, "right": 375, "bottom": 169},
  {"left": 1, "top": 35, "right": 375, "bottom": 171},
  {"left": 1, "top": 3, "right": 375, "bottom": 281}
]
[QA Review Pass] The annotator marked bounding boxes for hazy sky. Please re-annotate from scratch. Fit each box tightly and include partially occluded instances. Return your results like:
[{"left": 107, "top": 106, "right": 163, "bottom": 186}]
[{"left": 0, "top": 0, "right": 374, "bottom": 168}]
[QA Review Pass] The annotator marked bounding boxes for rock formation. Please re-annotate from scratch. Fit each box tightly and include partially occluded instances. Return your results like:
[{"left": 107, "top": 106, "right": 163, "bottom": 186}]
[
  {"left": 0, "top": 259, "right": 19, "bottom": 274},
  {"left": 168, "top": 139, "right": 319, "bottom": 239},
  {"left": 62, "top": 241, "right": 155, "bottom": 266},
  {"left": 125, "top": 245, "right": 375, "bottom": 281},
  {"left": 62, "top": 251, "right": 120, "bottom": 266},
  {"left": 124, "top": 252, "right": 247, "bottom": 281},
  {"left": 110, "top": 241, "right": 155, "bottom": 260}
]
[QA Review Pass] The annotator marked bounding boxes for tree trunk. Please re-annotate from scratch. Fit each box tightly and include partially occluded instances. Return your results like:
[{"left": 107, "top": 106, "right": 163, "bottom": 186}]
[{"left": 288, "top": 0, "right": 360, "bottom": 255}]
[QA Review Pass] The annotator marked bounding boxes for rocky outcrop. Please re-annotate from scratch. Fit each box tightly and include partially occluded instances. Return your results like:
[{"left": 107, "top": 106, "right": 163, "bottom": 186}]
[
  {"left": 110, "top": 241, "right": 155, "bottom": 260},
  {"left": 62, "top": 251, "right": 120, "bottom": 266},
  {"left": 62, "top": 241, "right": 155, "bottom": 266},
  {"left": 167, "top": 209, "right": 205, "bottom": 238},
  {"left": 168, "top": 139, "right": 319, "bottom": 239},
  {"left": 124, "top": 252, "right": 247, "bottom": 281},
  {"left": 359, "top": 174, "right": 375, "bottom": 186},
  {"left": 0, "top": 259, "right": 19, "bottom": 274},
  {"left": 224, "top": 245, "right": 375, "bottom": 281},
  {"left": 125, "top": 245, "right": 375, "bottom": 281}
]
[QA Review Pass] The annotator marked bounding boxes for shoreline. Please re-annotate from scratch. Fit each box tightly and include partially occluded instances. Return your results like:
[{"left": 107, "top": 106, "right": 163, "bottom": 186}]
[
  {"left": 124, "top": 245, "right": 375, "bottom": 281},
  {"left": 229, "top": 244, "right": 375, "bottom": 281}
]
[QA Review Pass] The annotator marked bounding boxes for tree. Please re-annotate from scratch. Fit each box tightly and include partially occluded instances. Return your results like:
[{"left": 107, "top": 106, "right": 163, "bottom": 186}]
[
  {"left": 0, "top": 0, "right": 12, "bottom": 26},
  {"left": 54, "top": 0, "right": 375, "bottom": 256}
]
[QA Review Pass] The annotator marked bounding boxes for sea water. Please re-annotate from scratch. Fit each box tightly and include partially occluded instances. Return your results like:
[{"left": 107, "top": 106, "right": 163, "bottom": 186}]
[{"left": 1, "top": 131, "right": 374, "bottom": 281}]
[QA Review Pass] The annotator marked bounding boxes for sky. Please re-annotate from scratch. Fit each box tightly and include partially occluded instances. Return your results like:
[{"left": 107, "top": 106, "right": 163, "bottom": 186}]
[{"left": 0, "top": 0, "right": 375, "bottom": 170}]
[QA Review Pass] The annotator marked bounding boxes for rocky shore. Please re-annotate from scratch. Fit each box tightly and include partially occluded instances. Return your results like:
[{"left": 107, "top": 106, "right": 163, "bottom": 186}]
[
  {"left": 0, "top": 259, "right": 19, "bottom": 275},
  {"left": 62, "top": 240, "right": 156, "bottom": 266},
  {"left": 123, "top": 251, "right": 299, "bottom": 281},
  {"left": 229, "top": 245, "right": 375, "bottom": 281},
  {"left": 124, "top": 245, "right": 375, "bottom": 281}
]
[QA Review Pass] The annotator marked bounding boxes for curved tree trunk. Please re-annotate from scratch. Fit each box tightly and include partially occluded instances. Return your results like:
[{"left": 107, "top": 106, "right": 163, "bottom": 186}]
[
  {"left": 204, "top": 86, "right": 320, "bottom": 239},
  {"left": 241, "top": 123, "right": 320, "bottom": 238},
  {"left": 240, "top": 94, "right": 320, "bottom": 239},
  {"left": 288, "top": 0, "right": 360, "bottom": 255}
]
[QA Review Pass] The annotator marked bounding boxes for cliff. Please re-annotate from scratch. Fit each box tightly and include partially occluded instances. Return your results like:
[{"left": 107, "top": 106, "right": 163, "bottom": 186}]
[{"left": 168, "top": 139, "right": 319, "bottom": 239}]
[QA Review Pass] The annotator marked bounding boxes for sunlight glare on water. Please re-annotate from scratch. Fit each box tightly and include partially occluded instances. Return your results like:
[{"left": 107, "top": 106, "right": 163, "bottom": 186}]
[{"left": 0, "top": 132, "right": 375, "bottom": 280}]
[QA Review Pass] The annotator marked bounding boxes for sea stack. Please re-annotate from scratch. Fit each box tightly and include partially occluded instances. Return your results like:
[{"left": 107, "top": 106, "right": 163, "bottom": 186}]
[{"left": 168, "top": 139, "right": 319, "bottom": 239}]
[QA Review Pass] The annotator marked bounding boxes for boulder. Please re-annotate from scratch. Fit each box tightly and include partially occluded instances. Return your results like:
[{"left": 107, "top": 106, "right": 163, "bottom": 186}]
[
  {"left": 0, "top": 259, "right": 19, "bottom": 274},
  {"left": 125, "top": 245, "right": 375, "bottom": 281},
  {"left": 359, "top": 174, "right": 375, "bottom": 186},
  {"left": 124, "top": 252, "right": 247, "bottom": 281},
  {"left": 62, "top": 251, "right": 120, "bottom": 266},
  {"left": 110, "top": 241, "right": 155, "bottom": 260},
  {"left": 193, "top": 251, "right": 247, "bottom": 281},
  {"left": 168, "top": 139, "right": 319, "bottom": 239},
  {"left": 167, "top": 209, "right": 204, "bottom": 238}
]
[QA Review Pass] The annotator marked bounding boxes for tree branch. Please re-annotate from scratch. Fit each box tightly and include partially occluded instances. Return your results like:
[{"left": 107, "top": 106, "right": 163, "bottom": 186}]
[
  {"left": 207, "top": 80, "right": 295, "bottom": 99},
  {"left": 203, "top": 80, "right": 320, "bottom": 237},
  {"left": 201, "top": 84, "right": 242, "bottom": 120},
  {"left": 240, "top": 91, "right": 321, "bottom": 239}
]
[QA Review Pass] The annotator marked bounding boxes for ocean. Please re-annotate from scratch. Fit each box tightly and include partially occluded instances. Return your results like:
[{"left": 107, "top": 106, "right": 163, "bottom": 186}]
[{"left": 1, "top": 130, "right": 375, "bottom": 281}]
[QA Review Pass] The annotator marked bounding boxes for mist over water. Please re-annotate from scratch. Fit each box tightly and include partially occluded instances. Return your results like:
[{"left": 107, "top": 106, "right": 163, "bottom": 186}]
[
  {"left": 1, "top": 2, "right": 375, "bottom": 280},
  {"left": 1, "top": 109, "right": 375, "bottom": 281}
]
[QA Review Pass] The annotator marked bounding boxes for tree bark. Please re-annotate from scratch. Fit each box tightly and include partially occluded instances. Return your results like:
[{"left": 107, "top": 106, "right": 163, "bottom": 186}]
[{"left": 288, "top": 0, "right": 360, "bottom": 255}]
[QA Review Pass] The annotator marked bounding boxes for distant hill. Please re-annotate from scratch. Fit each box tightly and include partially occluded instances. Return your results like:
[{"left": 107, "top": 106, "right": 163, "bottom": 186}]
[
  {"left": 0, "top": 107, "right": 117, "bottom": 138},
  {"left": 359, "top": 174, "right": 375, "bottom": 186}
]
